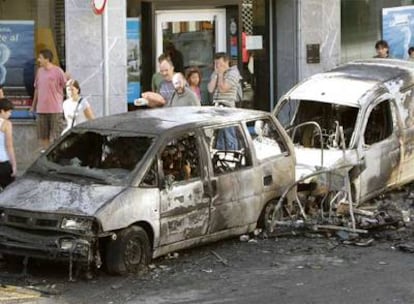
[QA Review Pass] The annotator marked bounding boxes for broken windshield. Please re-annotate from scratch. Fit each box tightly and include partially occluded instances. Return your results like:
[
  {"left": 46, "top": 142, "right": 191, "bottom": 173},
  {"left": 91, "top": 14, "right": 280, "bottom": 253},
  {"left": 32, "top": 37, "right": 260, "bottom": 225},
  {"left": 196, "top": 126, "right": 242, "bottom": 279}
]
[
  {"left": 276, "top": 99, "right": 359, "bottom": 149},
  {"left": 30, "top": 131, "right": 155, "bottom": 185}
]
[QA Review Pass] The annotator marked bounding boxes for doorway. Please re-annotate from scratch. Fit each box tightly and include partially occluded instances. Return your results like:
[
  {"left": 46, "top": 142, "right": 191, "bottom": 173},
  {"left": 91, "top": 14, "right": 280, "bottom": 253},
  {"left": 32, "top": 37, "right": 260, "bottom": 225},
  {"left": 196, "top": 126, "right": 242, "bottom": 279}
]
[{"left": 155, "top": 9, "right": 226, "bottom": 104}]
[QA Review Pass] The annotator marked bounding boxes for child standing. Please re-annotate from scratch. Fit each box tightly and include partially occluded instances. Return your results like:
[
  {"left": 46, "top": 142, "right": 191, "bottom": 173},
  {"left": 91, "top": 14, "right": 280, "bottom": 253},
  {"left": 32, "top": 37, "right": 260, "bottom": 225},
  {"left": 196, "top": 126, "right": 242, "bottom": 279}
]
[
  {"left": 0, "top": 98, "right": 16, "bottom": 189},
  {"left": 185, "top": 67, "right": 202, "bottom": 104}
]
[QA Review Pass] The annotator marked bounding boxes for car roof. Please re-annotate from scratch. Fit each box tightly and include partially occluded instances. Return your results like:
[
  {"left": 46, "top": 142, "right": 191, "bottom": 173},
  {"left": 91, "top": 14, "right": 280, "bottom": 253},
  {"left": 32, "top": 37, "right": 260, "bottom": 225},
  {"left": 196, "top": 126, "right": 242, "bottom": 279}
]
[
  {"left": 77, "top": 106, "right": 270, "bottom": 135},
  {"left": 286, "top": 59, "right": 414, "bottom": 107}
]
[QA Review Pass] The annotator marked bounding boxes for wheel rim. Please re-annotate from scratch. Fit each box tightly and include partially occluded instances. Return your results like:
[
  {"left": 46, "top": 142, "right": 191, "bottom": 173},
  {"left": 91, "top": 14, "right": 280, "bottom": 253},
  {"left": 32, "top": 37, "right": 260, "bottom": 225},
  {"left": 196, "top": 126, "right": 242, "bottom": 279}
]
[{"left": 125, "top": 236, "right": 143, "bottom": 266}]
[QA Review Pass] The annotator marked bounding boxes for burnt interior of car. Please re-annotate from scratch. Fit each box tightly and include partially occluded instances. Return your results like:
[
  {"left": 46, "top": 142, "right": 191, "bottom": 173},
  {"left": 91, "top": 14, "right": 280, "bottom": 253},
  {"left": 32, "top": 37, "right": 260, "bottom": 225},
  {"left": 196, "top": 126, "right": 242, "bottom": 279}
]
[
  {"left": 205, "top": 126, "right": 252, "bottom": 175},
  {"left": 363, "top": 101, "right": 393, "bottom": 145},
  {"left": 47, "top": 132, "right": 153, "bottom": 174},
  {"left": 160, "top": 133, "right": 200, "bottom": 184},
  {"left": 287, "top": 100, "right": 359, "bottom": 149}
]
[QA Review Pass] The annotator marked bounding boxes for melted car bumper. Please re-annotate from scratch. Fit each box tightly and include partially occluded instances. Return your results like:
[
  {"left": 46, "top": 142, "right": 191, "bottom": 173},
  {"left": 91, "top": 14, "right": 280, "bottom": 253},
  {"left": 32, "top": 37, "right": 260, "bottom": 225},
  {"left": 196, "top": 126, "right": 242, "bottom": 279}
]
[{"left": 0, "top": 225, "right": 94, "bottom": 262}]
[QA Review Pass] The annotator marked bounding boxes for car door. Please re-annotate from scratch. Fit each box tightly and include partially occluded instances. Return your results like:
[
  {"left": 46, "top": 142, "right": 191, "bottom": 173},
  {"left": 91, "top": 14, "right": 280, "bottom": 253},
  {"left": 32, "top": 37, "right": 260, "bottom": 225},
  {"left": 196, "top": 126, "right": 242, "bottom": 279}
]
[
  {"left": 202, "top": 123, "right": 260, "bottom": 233},
  {"left": 357, "top": 98, "right": 401, "bottom": 202},
  {"left": 245, "top": 117, "right": 295, "bottom": 205},
  {"left": 158, "top": 131, "right": 211, "bottom": 246},
  {"left": 397, "top": 87, "right": 414, "bottom": 185}
]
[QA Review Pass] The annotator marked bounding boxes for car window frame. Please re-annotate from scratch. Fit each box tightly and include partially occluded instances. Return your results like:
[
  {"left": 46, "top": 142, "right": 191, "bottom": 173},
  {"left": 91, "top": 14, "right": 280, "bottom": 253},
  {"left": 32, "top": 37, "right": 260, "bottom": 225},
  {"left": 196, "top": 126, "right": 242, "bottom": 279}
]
[{"left": 202, "top": 122, "right": 253, "bottom": 177}]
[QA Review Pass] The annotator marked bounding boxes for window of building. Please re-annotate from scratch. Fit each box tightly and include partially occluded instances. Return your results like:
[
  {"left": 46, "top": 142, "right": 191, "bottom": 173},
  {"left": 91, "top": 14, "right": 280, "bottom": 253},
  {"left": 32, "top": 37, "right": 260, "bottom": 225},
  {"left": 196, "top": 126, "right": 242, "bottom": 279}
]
[{"left": 341, "top": 0, "right": 414, "bottom": 62}]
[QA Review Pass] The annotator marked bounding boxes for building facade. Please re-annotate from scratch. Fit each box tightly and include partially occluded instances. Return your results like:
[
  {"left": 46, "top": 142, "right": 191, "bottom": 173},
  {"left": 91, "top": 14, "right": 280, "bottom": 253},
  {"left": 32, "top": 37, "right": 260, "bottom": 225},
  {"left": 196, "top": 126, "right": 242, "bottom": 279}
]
[{"left": 0, "top": 0, "right": 412, "bottom": 170}]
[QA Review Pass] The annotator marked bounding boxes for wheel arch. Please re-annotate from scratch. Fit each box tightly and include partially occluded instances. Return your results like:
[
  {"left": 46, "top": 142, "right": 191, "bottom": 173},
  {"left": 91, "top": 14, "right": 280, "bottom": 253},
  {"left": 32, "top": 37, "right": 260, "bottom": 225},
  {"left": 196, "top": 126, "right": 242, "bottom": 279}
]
[
  {"left": 256, "top": 197, "right": 285, "bottom": 229},
  {"left": 132, "top": 221, "right": 155, "bottom": 250},
  {"left": 100, "top": 220, "right": 155, "bottom": 252}
]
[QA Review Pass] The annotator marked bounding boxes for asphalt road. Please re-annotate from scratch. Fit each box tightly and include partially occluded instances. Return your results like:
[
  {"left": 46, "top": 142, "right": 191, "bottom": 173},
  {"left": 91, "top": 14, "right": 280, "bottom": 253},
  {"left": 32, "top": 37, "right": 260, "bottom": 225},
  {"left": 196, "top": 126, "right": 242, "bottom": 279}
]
[{"left": 1, "top": 224, "right": 413, "bottom": 304}]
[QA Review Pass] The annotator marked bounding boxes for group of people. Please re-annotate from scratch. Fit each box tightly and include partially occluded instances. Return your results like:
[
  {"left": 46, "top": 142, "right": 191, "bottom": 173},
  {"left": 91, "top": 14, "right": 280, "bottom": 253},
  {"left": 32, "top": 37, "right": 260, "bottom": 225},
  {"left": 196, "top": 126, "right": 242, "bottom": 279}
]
[
  {"left": 30, "top": 49, "right": 95, "bottom": 150},
  {"left": 135, "top": 51, "right": 241, "bottom": 109},
  {"left": 0, "top": 48, "right": 95, "bottom": 190},
  {"left": 0, "top": 48, "right": 243, "bottom": 189},
  {"left": 374, "top": 39, "right": 414, "bottom": 61}
]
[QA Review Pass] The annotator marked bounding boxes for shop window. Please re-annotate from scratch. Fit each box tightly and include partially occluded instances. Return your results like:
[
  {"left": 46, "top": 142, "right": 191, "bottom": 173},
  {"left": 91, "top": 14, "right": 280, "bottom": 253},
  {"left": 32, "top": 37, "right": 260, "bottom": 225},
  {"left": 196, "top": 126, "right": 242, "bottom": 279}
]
[
  {"left": 0, "top": 0, "right": 65, "bottom": 118},
  {"left": 341, "top": 0, "right": 409, "bottom": 62}
]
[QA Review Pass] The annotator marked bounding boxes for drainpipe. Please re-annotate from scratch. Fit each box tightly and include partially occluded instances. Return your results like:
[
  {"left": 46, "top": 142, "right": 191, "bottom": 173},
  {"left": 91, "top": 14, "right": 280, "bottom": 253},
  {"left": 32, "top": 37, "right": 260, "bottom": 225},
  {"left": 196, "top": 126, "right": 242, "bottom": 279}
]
[
  {"left": 269, "top": 0, "right": 275, "bottom": 111},
  {"left": 102, "top": 4, "right": 110, "bottom": 116},
  {"left": 296, "top": 0, "right": 302, "bottom": 83}
]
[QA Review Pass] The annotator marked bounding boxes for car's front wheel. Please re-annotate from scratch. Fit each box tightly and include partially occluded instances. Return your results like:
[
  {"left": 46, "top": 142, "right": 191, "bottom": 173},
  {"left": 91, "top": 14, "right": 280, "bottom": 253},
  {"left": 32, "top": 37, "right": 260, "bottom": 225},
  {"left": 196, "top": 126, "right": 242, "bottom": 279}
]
[
  {"left": 105, "top": 226, "right": 151, "bottom": 275},
  {"left": 258, "top": 199, "right": 284, "bottom": 233}
]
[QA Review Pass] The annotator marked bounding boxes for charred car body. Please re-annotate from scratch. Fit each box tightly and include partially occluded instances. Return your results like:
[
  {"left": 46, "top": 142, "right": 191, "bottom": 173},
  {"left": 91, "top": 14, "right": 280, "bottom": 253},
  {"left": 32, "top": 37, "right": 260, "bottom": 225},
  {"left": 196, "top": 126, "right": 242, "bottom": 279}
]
[
  {"left": 273, "top": 59, "right": 414, "bottom": 218},
  {"left": 0, "top": 107, "right": 295, "bottom": 275}
]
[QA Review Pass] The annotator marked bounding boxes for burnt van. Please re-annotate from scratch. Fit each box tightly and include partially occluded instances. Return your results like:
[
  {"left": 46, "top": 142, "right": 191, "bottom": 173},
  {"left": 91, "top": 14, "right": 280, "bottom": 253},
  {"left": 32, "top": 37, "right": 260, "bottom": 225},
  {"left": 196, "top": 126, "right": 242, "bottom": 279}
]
[
  {"left": 273, "top": 59, "right": 414, "bottom": 207},
  {"left": 0, "top": 107, "right": 295, "bottom": 276}
]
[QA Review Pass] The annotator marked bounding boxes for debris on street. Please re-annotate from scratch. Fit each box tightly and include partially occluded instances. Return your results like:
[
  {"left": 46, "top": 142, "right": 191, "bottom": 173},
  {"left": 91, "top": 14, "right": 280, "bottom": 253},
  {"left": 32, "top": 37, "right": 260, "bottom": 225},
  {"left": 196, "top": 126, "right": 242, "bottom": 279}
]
[
  {"left": 239, "top": 235, "right": 250, "bottom": 242},
  {"left": 268, "top": 172, "right": 414, "bottom": 244},
  {"left": 210, "top": 250, "right": 229, "bottom": 266},
  {"left": 396, "top": 242, "right": 414, "bottom": 253}
]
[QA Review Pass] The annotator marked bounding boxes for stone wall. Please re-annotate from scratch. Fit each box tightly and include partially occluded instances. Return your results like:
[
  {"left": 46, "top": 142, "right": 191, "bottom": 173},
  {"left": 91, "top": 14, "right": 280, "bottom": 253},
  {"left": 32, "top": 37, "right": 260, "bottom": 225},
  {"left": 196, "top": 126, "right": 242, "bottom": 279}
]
[
  {"left": 275, "top": 0, "right": 340, "bottom": 100},
  {"left": 276, "top": 0, "right": 298, "bottom": 100},
  {"left": 297, "top": 0, "right": 341, "bottom": 80},
  {"left": 65, "top": 0, "right": 127, "bottom": 117}
]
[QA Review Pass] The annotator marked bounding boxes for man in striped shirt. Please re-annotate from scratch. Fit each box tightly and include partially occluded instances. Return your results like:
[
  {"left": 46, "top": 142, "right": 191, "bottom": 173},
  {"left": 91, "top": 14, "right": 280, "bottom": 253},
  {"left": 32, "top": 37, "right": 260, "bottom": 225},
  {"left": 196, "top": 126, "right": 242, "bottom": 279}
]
[{"left": 208, "top": 52, "right": 241, "bottom": 108}]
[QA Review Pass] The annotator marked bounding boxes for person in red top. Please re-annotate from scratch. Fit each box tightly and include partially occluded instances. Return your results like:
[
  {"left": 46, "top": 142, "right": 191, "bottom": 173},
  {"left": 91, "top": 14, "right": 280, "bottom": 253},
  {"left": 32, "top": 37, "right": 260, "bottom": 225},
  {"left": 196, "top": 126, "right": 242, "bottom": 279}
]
[{"left": 31, "top": 49, "right": 67, "bottom": 150}]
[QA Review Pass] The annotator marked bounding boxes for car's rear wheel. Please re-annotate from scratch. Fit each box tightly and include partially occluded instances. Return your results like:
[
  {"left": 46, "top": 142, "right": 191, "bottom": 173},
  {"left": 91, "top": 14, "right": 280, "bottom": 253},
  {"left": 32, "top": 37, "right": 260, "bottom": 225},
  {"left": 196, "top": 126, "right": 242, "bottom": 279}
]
[{"left": 105, "top": 226, "right": 151, "bottom": 275}]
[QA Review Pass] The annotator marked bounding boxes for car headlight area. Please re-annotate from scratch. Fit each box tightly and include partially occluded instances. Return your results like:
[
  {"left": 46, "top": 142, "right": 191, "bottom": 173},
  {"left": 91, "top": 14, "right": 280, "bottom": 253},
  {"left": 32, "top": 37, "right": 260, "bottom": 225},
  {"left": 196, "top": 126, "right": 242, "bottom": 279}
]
[{"left": 60, "top": 217, "right": 94, "bottom": 233}]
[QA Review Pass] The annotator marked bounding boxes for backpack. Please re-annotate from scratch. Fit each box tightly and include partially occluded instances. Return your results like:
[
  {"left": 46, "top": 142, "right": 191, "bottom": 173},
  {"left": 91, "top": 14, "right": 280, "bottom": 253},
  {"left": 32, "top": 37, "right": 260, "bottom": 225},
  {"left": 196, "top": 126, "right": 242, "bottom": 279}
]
[{"left": 236, "top": 78, "right": 253, "bottom": 104}]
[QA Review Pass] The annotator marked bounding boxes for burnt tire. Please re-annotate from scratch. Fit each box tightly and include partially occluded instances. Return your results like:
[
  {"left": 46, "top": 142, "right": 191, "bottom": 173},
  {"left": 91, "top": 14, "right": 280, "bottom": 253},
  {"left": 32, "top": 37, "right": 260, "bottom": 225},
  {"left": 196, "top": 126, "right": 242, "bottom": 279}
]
[
  {"left": 258, "top": 200, "right": 284, "bottom": 233},
  {"left": 105, "top": 226, "right": 151, "bottom": 275}
]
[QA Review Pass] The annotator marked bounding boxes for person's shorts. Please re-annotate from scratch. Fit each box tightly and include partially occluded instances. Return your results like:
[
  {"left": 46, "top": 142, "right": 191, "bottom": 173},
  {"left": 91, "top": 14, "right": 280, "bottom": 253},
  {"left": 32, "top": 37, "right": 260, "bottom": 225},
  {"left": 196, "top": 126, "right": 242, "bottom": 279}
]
[
  {"left": 0, "top": 161, "right": 14, "bottom": 189},
  {"left": 37, "top": 113, "right": 64, "bottom": 141}
]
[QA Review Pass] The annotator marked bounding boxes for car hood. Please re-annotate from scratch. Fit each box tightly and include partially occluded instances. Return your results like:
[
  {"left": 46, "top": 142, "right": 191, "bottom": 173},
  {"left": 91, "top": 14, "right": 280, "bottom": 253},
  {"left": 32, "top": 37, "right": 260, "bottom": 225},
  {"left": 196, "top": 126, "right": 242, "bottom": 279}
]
[
  {"left": 295, "top": 147, "right": 358, "bottom": 180},
  {"left": 0, "top": 175, "right": 125, "bottom": 216}
]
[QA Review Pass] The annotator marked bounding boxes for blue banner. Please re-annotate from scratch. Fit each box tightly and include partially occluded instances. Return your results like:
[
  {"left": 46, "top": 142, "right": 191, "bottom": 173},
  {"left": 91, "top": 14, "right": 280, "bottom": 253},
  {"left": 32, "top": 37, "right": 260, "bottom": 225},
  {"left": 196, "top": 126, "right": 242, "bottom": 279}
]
[
  {"left": 383, "top": 6, "right": 414, "bottom": 60},
  {"left": 127, "top": 18, "right": 141, "bottom": 104},
  {"left": 0, "top": 20, "right": 34, "bottom": 91}
]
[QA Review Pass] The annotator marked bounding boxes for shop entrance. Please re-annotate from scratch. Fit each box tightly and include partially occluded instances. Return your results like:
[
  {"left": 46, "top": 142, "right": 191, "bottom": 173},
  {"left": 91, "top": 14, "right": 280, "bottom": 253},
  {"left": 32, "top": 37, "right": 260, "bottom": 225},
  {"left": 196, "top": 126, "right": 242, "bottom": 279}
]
[{"left": 155, "top": 9, "right": 226, "bottom": 104}]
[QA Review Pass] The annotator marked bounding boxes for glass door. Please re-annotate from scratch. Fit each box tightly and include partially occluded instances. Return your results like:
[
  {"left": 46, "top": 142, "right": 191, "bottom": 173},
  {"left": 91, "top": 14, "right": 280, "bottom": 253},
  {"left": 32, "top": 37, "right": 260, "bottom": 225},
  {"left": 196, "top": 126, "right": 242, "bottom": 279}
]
[{"left": 156, "top": 9, "right": 226, "bottom": 104}]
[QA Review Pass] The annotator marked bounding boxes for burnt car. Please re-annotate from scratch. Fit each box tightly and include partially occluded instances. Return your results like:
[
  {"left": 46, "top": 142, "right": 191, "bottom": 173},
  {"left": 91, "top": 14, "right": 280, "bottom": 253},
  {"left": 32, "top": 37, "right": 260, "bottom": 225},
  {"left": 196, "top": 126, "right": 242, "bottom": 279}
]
[
  {"left": 0, "top": 107, "right": 295, "bottom": 276},
  {"left": 273, "top": 59, "right": 414, "bottom": 212}
]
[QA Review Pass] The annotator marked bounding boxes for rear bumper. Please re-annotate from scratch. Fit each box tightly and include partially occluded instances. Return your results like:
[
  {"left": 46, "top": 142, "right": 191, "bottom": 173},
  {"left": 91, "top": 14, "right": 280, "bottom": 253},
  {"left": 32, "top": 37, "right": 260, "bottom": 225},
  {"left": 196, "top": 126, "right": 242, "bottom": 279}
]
[{"left": 0, "top": 225, "right": 95, "bottom": 263}]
